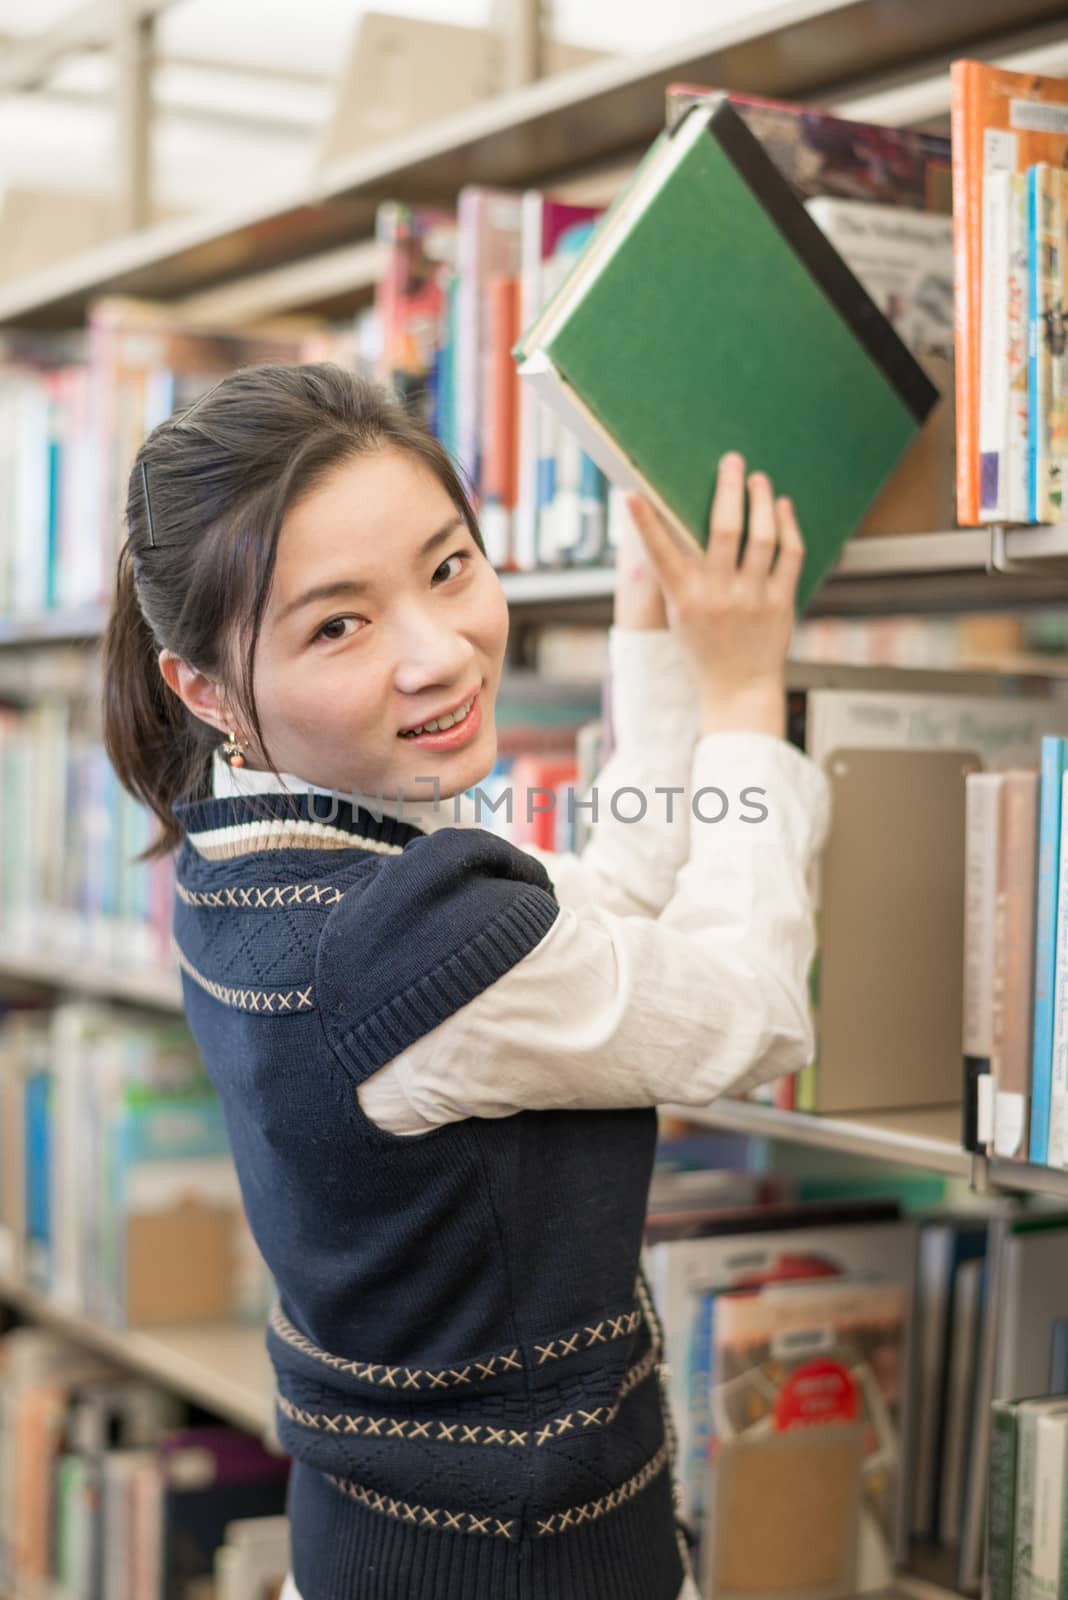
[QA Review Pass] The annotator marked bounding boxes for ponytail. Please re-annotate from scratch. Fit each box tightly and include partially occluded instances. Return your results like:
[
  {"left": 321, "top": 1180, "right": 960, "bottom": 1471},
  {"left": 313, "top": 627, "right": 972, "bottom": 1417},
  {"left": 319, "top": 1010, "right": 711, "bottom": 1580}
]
[{"left": 101, "top": 540, "right": 214, "bottom": 861}]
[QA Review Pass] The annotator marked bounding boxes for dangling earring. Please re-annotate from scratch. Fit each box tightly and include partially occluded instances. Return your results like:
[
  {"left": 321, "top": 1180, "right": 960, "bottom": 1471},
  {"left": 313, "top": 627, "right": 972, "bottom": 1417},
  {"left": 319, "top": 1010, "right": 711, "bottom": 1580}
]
[{"left": 221, "top": 729, "right": 250, "bottom": 768}]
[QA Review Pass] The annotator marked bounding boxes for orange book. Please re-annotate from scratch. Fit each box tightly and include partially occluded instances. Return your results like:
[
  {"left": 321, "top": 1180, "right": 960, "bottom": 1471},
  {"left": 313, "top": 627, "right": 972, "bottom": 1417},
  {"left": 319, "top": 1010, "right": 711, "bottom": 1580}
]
[
  {"left": 950, "top": 60, "right": 1068, "bottom": 526},
  {"left": 481, "top": 274, "right": 521, "bottom": 530}
]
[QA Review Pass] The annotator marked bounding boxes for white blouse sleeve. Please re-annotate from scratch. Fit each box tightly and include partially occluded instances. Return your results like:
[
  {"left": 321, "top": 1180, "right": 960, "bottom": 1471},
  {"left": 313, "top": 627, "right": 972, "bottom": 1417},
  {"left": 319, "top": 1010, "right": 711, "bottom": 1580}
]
[
  {"left": 357, "top": 730, "right": 832, "bottom": 1136},
  {"left": 513, "top": 624, "right": 700, "bottom": 918}
]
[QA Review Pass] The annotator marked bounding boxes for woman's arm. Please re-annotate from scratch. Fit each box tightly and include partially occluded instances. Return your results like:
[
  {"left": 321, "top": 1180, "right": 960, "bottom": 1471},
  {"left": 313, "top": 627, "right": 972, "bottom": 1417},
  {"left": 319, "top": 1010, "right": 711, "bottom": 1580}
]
[
  {"left": 351, "top": 728, "right": 830, "bottom": 1135},
  {"left": 513, "top": 499, "right": 698, "bottom": 919},
  {"left": 516, "top": 624, "right": 699, "bottom": 918}
]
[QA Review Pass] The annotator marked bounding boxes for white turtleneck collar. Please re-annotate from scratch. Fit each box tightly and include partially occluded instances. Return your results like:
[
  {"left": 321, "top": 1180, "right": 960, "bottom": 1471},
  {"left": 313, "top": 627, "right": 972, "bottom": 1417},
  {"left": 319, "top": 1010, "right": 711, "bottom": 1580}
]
[{"left": 210, "top": 746, "right": 488, "bottom": 834}]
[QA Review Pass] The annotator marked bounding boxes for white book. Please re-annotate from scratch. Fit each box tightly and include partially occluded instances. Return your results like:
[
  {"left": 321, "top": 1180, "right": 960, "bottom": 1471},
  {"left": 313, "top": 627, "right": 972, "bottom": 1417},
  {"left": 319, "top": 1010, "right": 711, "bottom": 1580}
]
[
  {"left": 978, "top": 170, "right": 1013, "bottom": 521},
  {"left": 1014, "top": 1400, "right": 1068, "bottom": 1600},
  {"left": 1006, "top": 172, "right": 1031, "bottom": 523},
  {"left": 1031, "top": 1409, "right": 1068, "bottom": 1600},
  {"left": 804, "top": 196, "right": 954, "bottom": 359},
  {"left": 963, "top": 773, "right": 1003, "bottom": 1150}
]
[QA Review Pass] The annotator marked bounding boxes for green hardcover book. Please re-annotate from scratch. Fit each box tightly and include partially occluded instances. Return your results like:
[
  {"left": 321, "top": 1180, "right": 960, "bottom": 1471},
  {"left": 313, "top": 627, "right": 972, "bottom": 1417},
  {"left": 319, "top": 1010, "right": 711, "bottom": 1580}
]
[
  {"left": 989, "top": 1399, "right": 1021, "bottom": 1600},
  {"left": 514, "top": 94, "right": 940, "bottom": 615}
]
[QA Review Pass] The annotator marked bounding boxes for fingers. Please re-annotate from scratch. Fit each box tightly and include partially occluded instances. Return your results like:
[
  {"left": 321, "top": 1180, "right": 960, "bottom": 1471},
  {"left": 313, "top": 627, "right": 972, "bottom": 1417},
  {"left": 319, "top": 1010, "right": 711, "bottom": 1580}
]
[
  {"left": 624, "top": 493, "right": 691, "bottom": 602},
  {"left": 740, "top": 471, "right": 777, "bottom": 583},
  {"left": 767, "top": 495, "right": 805, "bottom": 608},
  {"left": 706, "top": 452, "right": 746, "bottom": 583}
]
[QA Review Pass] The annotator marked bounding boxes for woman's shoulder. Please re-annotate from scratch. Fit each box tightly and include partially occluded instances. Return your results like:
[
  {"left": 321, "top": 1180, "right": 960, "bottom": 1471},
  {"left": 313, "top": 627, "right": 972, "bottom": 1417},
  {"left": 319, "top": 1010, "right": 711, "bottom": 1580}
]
[{"left": 314, "top": 826, "right": 562, "bottom": 1076}]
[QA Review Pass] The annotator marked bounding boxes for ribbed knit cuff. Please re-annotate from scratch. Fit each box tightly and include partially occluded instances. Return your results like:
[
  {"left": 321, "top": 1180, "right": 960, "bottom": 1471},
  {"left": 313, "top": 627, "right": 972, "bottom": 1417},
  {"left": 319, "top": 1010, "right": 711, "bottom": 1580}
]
[{"left": 326, "top": 888, "right": 560, "bottom": 1078}]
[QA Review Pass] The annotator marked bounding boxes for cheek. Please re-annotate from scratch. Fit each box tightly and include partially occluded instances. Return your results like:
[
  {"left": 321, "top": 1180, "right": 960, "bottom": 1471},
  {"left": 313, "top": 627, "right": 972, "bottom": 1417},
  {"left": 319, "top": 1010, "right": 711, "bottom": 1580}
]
[{"left": 478, "top": 573, "right": 511, "bottom": 657}]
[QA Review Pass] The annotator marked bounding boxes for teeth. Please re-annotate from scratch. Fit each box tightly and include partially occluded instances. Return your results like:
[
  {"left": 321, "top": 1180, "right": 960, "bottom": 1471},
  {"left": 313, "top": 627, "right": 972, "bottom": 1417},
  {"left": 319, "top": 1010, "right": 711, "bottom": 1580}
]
[{"left": 401, "top": 694, "right": 475, "bottom": 737}]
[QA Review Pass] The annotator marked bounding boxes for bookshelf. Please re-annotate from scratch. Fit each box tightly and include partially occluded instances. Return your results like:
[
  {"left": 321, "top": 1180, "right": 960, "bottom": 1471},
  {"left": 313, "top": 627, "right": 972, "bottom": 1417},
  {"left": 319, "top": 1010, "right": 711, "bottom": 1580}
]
[
  {"left": 0, "top": 1273, "right": 271, "bottom": 1438},
  {"left": 0, "top": 0, "right": 1063, "bottom": 329},
  {"left": 2, "top": 5, "right": 1068, "bottom": 1594},
  {"left": 5, "top": 525, "right": 1068, "bottom": 652}
]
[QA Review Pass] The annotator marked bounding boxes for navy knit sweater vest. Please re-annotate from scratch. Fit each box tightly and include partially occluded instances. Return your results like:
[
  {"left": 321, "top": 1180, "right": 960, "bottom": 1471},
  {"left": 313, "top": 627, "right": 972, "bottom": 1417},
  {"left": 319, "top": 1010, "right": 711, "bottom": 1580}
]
[{"left": 171, "top": 785, "right": 689, "bottom": 1600}]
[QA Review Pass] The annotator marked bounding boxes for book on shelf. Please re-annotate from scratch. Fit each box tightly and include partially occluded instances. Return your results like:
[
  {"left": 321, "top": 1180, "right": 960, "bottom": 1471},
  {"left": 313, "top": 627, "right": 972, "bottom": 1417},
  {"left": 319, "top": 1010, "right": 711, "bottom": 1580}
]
[
  {"left": 1027, "top": 164, "right": 1067, "bottom": 526},
  {"left": 703, "top": 1275, "right": 908, "bottom": 1600},
  {"left": 513, "top": 94, "right": 940, "bottom": 617},
  {"left": 640, "top": 1196, "right": 913, "bottom": 1555},
  {"left": 0, "top": 1322, "right": 289, "bottom": 1598},
  {"left": 786, "top": 686, "right": 1068, "bottom": 1134},
  {"left": 963, "top": 770, "right": 1040, "bottom": 1163},
  {"left": 950, "top": 58, "right": 1068, "bottom": 527},
  {"left": 0, "top": 1000, "right": 274, "bottom": 1331},
  {"left": 802, "top": 195, "right": 956, "bottom": 537},
  {"left": 664, "top": 85, "right": 952, "bottom": 213}
]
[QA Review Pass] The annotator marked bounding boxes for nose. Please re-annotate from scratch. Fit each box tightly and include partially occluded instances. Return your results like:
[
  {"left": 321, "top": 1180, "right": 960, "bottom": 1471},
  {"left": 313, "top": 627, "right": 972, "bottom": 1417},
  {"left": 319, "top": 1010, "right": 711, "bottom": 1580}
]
[{"left": 390, "top": 604, "right": 475, "bottom": 696}]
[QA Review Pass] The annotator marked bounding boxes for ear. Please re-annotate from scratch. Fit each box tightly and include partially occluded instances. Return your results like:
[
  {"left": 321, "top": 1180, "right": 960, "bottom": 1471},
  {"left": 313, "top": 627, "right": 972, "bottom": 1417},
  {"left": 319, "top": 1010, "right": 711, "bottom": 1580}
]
[{"left": 157, "top": 648, "right": 234, "bottom": 737}]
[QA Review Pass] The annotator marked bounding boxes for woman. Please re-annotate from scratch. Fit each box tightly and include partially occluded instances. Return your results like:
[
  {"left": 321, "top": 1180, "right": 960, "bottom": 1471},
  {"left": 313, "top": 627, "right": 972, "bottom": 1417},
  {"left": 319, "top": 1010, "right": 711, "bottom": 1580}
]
[{"left": 102, "top": 361, "right": 830, "bottom": 1600}]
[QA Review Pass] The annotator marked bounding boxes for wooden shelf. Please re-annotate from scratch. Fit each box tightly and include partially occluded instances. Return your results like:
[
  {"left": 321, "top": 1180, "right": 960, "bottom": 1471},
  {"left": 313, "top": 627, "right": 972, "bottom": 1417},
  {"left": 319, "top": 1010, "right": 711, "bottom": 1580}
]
[
  {"left": 0, "top": 0, "right": 1061, "bottom": 328},
  {"left": 500, "top": 526, "right": 1068, "bottom": 619},
  {"left": 662, "top": 1098, "right": 972, "bottom": 1176},
  {"left": 0, "top": 1274, "right": 271, "bottom": 1435},
  {"left": 0, "top": 942, "right": 182, "bottom": 1011},
  {"left": 8, "top": 522, "right": 1068, "bottom": 650},
  {"left": 665, "top": 1095, "right": 1068, "bottom": 1206}
]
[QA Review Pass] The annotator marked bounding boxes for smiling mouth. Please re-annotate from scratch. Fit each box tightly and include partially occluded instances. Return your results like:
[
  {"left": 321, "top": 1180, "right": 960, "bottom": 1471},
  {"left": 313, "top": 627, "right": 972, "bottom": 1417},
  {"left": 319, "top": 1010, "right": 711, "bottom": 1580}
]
[{"left": 398, "top": 688, "right": 481, "bottom": 739}]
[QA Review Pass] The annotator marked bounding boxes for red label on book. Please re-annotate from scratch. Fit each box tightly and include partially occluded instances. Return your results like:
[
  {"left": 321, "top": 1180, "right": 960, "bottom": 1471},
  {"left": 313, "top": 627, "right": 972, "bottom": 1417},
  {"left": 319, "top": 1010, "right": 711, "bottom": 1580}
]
[{"left": 773, "top": 1359, "right": 857, "bottom": 1429}]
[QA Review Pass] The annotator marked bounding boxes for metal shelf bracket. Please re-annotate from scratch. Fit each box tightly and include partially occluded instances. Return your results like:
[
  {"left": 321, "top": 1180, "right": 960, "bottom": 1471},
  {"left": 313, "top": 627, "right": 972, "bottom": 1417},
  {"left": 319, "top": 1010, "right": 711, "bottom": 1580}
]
[{"left": 987, "top": 524, "right": 1068, "bottom": 579}]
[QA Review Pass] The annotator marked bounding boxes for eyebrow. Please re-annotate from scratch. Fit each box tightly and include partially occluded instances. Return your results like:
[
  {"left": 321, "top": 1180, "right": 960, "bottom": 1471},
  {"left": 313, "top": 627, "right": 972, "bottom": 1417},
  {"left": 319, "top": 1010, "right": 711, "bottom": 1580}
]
[{"left": 276, "top": 516, "right": 466, "bottom": 624}]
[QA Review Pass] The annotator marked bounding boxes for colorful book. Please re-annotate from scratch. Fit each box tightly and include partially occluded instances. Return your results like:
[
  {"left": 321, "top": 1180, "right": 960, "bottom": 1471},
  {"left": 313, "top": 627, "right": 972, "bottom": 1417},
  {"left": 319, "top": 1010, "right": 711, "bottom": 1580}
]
[
  {"left": 990, "top": 770, "right": 1039, "bottom": 1161},
  {"left": 1028, "top": 164, "right": 1067, "bottom": 524},
  {"left": 963, "top": 772, "right": 1004, "bottom": 1154},
  {"left": 705, "top": 1276, "right": 907, "bottom": 1597},
  {"left": 1030, "top": 739, "right": 1068, "bottom": 1165},
  {"left": 665, "top": 85, "right": 951, "bottom": 211},
  {"left": 1008, "top": 173, "right": 1033, "bottom": 523},
  {"left": 514, "top": 94, "right": 939, "bottom": 617},
  {"left": 513, "top": 195, "right": 604, "bottom": 572},
  {"left": 980, "top": 169, "right": 1015, "bottom": 520},
  {"left": 1047, "top": 770, "right": 1068, "bottom": 1169},
  {"left": 949, "top": 60, "right": 1068, "bottom": 526}
]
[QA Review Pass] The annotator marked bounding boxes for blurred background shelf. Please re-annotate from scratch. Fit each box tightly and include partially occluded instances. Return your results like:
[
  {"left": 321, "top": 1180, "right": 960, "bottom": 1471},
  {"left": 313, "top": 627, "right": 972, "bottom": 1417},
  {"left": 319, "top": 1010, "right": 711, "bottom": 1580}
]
[
  {"left": 0, "top": 1274, "right": 271, "bottom": 1435},
  {"left": 1, "top": 0, "right": 1064, "bottom": 327}
]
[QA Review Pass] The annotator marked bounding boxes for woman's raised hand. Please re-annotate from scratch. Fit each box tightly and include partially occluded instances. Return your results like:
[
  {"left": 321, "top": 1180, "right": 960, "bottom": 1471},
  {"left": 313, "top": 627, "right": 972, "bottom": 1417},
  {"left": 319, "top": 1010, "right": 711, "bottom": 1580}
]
[{"left": 625, "top": 452, "right": 804, "bottom": 739}]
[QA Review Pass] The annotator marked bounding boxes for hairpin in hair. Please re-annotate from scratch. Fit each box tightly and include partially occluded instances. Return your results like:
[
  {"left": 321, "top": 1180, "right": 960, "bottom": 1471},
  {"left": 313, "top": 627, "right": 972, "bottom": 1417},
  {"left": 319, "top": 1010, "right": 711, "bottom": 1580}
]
[{"left": 141, "top": 460, "right": 158, "bottom": 549}]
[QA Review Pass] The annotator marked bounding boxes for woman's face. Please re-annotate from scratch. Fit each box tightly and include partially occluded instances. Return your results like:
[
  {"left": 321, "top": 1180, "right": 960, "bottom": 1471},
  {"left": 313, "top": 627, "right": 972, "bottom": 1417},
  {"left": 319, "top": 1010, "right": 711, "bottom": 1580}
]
[{"left": 244, "top": 445, "right": 510, "bottom": 802}]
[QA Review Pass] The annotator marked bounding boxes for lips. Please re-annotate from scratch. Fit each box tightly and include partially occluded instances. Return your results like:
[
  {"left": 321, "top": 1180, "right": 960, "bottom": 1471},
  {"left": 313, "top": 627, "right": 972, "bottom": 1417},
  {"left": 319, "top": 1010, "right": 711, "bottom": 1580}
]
[{"left": 398, "top": 687, "right": 480, "bottom": 736}]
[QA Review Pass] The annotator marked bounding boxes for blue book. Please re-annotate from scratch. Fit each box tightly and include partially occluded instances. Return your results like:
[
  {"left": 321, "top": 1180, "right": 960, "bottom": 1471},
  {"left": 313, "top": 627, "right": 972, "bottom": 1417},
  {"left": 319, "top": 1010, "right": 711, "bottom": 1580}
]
[
  {"left": 24, "top": 1069, "right": 52, "bottom": 1291},
  {"left": 1029, "top": 736, "right": 1068, "bottom": 1164},
  {"left": 686, "top": 1287, "right": 719, "bottom": 1543}
]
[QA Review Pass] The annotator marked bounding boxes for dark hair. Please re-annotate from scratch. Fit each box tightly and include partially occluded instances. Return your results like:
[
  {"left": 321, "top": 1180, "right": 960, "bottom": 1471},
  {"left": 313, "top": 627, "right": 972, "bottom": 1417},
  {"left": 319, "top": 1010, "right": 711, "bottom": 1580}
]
[{"left": 101, "top": 361, "right": 485, "bottom": 861}]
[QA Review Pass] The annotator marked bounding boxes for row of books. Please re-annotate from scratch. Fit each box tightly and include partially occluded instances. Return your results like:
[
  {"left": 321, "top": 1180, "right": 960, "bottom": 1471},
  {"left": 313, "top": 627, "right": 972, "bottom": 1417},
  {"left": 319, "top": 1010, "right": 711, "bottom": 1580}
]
[
  {"left": 645, "top": 1193, "right": 914, "bottom": 1598},
  {"left": 0, "top": 696, "right": 176, "bottom": 974},
  {"left": 980, "top": 159, "right": 1068, "bottom": 527},
  {"left": 646, "top": 1170, "right": 1068, "bottom": 1600},
  {"left": 910, "top": 1204, "right": 1068, "bottom": 1592},
  {"left": 0, "top": 1320, "right": 289, "bottom": 1597},
  {"left": 0, "top": 666, "right": 605, "bottom": 975},
  {"left": 988, "top": 1392, "right": 1068, "bottom": 1600},
  {"left": 0, "top": 997, "right": 273, "bottom": 1331},
  {"left": 0, "top": 82, "right": 969, "bottom": 625},
  {"left": 21, "top": 668, "right": 1068, "bottom": 1141},
  {"left": 953, "top": 59, "right": 1068, "bottom": 528},
  {"left": 963, "top": 742, "right": 1068, "bottom": 1172},
  {"left": 773, "top": 682, "right": 1068, "bottom": 1127}
]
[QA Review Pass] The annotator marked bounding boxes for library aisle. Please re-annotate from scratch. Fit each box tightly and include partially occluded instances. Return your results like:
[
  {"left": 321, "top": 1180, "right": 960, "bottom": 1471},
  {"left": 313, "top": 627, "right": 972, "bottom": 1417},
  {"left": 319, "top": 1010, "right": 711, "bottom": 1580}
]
[{"left": 2, "top": 1, "right": 1068, "bottom": 1598}]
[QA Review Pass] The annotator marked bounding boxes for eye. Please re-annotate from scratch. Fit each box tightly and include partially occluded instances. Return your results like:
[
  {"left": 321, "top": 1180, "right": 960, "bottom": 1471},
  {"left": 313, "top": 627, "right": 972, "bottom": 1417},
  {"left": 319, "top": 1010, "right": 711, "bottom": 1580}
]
[
  {"left": 433, "top": 549, "right": 471, "bottom": 584},
  {"left": 312, "top": 616, "right": 362, "bottom": 645}
]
